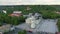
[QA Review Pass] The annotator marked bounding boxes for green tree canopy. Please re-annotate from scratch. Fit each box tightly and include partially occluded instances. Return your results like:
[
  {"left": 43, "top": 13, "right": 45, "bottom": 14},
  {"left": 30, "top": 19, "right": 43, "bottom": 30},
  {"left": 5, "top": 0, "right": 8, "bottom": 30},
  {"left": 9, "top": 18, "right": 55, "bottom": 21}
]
[{"left": 18, "top": 30, "right": 27, "bottom": 34}]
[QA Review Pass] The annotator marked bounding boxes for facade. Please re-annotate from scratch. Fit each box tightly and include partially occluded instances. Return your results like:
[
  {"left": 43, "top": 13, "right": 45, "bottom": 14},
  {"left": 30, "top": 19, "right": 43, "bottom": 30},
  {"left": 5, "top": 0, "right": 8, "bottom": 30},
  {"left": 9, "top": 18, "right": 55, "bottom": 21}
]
[{"left": 26, "top": 16, "right": 36, "bottom": 24}]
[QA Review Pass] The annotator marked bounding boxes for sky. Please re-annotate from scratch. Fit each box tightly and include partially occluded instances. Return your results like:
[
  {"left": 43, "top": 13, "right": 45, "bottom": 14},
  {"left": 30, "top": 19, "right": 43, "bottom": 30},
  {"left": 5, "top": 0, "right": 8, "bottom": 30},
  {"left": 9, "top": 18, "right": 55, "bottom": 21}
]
[{"left": 0, "top": 0, "right": 60, "bottom": 5}]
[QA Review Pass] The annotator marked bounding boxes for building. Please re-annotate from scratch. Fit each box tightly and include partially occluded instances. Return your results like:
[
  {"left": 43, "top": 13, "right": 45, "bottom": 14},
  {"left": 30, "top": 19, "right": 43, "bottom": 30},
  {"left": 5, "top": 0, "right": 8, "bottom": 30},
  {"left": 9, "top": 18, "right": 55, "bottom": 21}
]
[
  {"left": 9, "top": 11, "right": 22, "bottom": 17},
  {"left": 17, "top": 13, "right": 58, "bottom": 34},
  {"left": 26, "top": 16, "right": 36, "bottom": 24},
  {"left": 25, "top": 13, "right": 42, "bottom": 28},
  {"left": 3, "top": 10, "right": 7, "bottom": 14},
  {"left": 26, "top": 7, "right": 31, "bottom": 10},
  {"left": 13, "top": 11, "right": 22, "bottom": 13}
]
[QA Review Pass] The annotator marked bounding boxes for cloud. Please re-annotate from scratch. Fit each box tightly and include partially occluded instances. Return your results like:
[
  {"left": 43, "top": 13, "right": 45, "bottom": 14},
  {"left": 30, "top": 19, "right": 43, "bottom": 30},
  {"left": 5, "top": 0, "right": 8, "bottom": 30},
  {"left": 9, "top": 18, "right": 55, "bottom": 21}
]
[{"left": 0, "top": 0, "right": 60, "bottom": 5}]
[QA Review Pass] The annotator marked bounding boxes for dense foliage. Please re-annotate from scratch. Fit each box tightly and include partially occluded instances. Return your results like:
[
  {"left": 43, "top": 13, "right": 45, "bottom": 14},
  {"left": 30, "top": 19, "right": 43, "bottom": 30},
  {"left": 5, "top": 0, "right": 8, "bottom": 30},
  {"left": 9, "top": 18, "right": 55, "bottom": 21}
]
[
  {"left": 57, "top": 18, "right": 60, "bottom": 32},
  {"left": 18, "top": 30, "right": 27, "bottom": 34},
  {"left": 40, "top": 11, "right": 59, "bottom": 19},
  {"left": 0, "top": 5, "right": 60, "bottom": 25},
  {"left": 0, "top": 13, "right": 25, "bottom": 25},
  {"left": 0, "top": 5, "right": 56, "bottom": 14},
  {"left": 2, "top": 5, "right": 59, "bottom": 19}
]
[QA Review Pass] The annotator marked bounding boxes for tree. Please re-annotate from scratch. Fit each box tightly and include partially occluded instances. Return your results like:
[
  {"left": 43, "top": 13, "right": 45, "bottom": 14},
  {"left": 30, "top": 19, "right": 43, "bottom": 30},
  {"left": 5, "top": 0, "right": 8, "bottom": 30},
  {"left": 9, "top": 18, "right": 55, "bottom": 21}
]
[
  {"left": 57, "top": 18, "right": 60, "bottom": 32},
  {"left": 18, "top": 16, "right": 25, "bottom": 22},
  {"left": 5, "top": 16, "right": 25, "bottom": 25},
  {"left": 18, "top": 30, "right": 27, "bottom": 34},
  {"left": 40, "top": 11, "right": 58, "bottom": 19}
]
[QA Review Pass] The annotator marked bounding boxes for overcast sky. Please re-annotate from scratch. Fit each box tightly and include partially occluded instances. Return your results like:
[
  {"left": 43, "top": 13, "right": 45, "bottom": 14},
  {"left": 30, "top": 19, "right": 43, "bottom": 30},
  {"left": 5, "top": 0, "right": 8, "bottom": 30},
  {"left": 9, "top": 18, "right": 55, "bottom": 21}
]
[{"left": 0, "top": 0, "right": 60, "bottom": 5}]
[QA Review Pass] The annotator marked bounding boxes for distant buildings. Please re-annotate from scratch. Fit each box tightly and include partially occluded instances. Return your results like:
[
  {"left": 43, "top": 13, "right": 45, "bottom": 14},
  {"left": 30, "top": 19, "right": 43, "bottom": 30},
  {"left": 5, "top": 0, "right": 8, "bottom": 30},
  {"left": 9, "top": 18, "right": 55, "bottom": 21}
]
[
  {"left": 9, "top": 11, "right": 22, "bottom": 17},
  {"left": 13, "top": 11, "right": 22, "bottom": 13},
  {"left": 56, "top": 11, "right": 60, "bottom": 14},
  {"left": 2, "top": 10, "right": 22, "bottom": 17},
  {"left": 26, "top": 7, "right": 31, "bottom": 10}
]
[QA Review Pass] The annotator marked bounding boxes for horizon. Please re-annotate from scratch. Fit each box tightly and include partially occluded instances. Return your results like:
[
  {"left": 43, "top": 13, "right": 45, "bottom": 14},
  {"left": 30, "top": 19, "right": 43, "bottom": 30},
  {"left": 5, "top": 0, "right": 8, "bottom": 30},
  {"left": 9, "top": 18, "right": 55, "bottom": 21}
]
[{"left": 0, "top": 0, "right": 60, "bottom": 5}]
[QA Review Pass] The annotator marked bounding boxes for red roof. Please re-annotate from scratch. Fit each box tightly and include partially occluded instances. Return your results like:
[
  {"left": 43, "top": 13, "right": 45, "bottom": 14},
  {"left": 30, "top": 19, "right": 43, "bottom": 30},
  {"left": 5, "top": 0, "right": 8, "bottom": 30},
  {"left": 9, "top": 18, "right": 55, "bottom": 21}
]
[{"left": 9, "top": 13, "right": 22, "bottom": 17}]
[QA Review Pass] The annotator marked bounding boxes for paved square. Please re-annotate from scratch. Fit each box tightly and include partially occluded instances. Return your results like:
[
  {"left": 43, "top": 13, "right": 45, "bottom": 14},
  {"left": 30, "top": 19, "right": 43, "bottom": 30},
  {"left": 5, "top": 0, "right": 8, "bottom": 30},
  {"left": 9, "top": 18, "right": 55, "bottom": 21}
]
[{"left": 16, "top": 19, "right": 58, "bottom": 33}]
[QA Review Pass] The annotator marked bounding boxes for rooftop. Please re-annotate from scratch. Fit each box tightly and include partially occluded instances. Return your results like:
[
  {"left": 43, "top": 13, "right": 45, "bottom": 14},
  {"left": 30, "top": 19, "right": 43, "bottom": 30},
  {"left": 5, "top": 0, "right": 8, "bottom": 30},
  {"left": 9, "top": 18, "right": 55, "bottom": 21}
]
[
  {"left": 8, "top": 11, "right": 22, "bottom": 17},
  {"left": 13, "top": 11, "right": 22, "bottom": 13}
]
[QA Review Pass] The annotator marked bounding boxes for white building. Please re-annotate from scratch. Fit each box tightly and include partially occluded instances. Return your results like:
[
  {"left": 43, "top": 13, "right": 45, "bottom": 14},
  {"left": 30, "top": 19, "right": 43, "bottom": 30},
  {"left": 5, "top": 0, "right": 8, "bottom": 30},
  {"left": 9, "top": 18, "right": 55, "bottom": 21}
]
[
  {"left": 26, "top": 16, "right": 36, "bottom": 24},
  {"left": 26, "top": 16, "right": 36, "bottom": 28},
  {"left": 3, "top": 10, "right": 7, "bottom": 14},
  {"left": 13, "top": 11, "right": 22, "bottom": 14},
  {"left": 25, "top": 13, "right": 42, "bottom": 28},
  {"left": 31, "top": 21, "right": 36, "bottom": 28}
]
